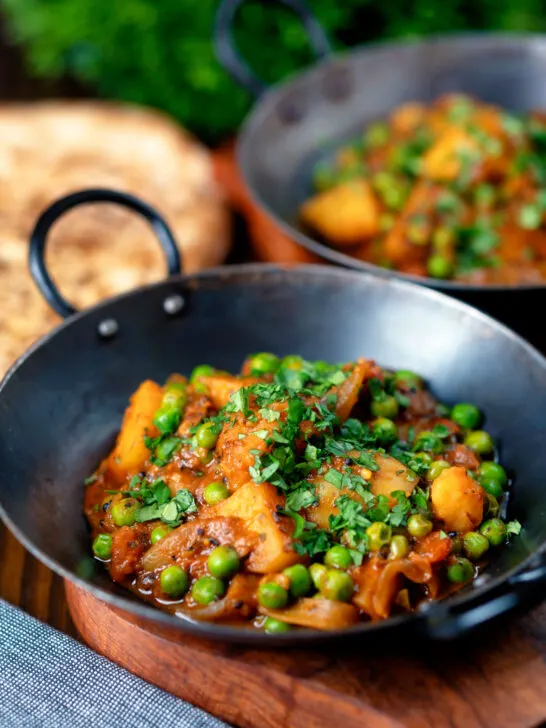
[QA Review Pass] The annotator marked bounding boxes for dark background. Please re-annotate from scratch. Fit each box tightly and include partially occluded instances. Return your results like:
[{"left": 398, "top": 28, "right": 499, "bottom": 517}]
[{"left": 0, "top": 17, "right": 81, "bottom": 100}]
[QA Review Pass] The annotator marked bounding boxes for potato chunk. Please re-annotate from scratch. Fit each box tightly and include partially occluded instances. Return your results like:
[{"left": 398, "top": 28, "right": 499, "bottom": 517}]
[
  {"left": 196, "top": 374, "right": 259, "bottom": 410},
  {"left": 306, "top": 452, "right": 417, "bottom": 530},
  {"left": 300, "top": 180, "right": 379, "bottom": 247},
  {"left": 107, "top": 380, "right": 163, "bottom": 482},
  {"left": 370, "top": 453, "right": 418, "bottom": 499},
  {"left": 421, "top": 127, "right": 480, "bottom": 181},
  {"left": 431, "top": 466, "right": 485, "bottom": 533},
  {"left": 209, "top": 482, "right": 300, "bottom": 573}
]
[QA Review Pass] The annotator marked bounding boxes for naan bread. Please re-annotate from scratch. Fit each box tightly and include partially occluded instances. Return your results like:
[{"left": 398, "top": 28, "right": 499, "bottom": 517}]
[{"left": 0, "top": 101, "right": 230, "bottom": 374}]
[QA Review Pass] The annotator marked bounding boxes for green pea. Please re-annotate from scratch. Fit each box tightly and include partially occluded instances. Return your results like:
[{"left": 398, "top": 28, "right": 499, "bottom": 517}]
[
  {"left": 479, "top": 518, "right": 507, "bottom": 547},
  {"left": 150, "top": 525, "right": 172, "bottom": 545},
  {"left": 199, "top": 449, "right": 214, "bottom": 465},
  {"left": 372, "top": 417, "right": 398, "bottom": 444},
  {"left": 309, "top": 563, "right": 327, "bottom": 590},
  {"left": 320, "top": 569, "right": 354, "bottom": 602},
  {"left": 389, "top": 534, "right": 410, "bottom": 559},
  {"left": 382, "top": 184, "right": 407, "bottom": 211},
  {"left": 160, "top": 565, "right": 189, "bottom": 599},
  {"left": 474, "top": 184, "right": 495, "bottom": 208},
  {"left": 519, "top": 203, "right": 542, "bottom": 230},
  {"left": 485, "top": 493, "right": 500, "bottom": 518},
  {"left": 478, "top": 461, "right": 507, "bottom": 491},
  {"left": 207, "top": 546, "right": 240, "bottom": 580},
  {"left": 257, "top": 582, "right": 289, "bottom": 609},
  {"left": 370, "top": 395, "right": 399, "bottom": 419},
  {"left": 427, "top": 254, "right": 453, "bottom": 279},
  {"left": 203, "top": 481, "right": 230, "bottom": 505},
  {"left": 379, "top": 212, "right": 395, "bottom": 232},
  {"left": 192, "top": 576, "right": 225, "bottom": 605},
  {"left": 263, "top": 616, "right": 291, "bottom": 634},
  {"left": 394, "top": 370, "right": 422, "bottom": 390},
  {"left": 190, "top": 364, "right": 215, "bottom": 382},
  {"left": 366, "top": 522, "right": 392, "bottom": 551},
  {"left": 480, "top": 478, "right": 503, "bottom": 499},
  {"left": 408, "top": 220, "right": 429, "bottom": 245},
  {"left": 283, "top": 564, "right": 312, "bottom": 598},
  {"left": 463, "top": 532, "right": 490, "bottom": 561},
  {"left": 450, "top": 403, "right": 481, "bottom": 430},
  {"left": 249, "top": 352, "right": 280, "bottom": 375},
  {"left": 281, "top": 355, "right": 303, "bottom": 371},
  {"left": 163, "top": 381, "right": 187, "bottom": 402},
  {"left": 413, "top": 431, "right": 444, "bottom": 454},
  {"left": 427, "top": 460, "right": 451, "bottom": 481},
  {"left": 432, "top": 226, "right": 454, "bottom": 250},
  {"left": 155, "top": 436, "right": 181, "bottom": 463},
  {"left": 111, "top": 498, "right": 140, "bottom": 527},
  {"left": 196, "top": 422, "right": 220, "bottom": 449},
  {"left": 447, "top": 557, "right": 474, "bottom": 583},
  {"left": 153, "top": 406, "right": 181, "bottom": 435},
  {"left": 464, "top": 430, "right": 494, "bottom": 455},
  {"left": 407, "top": 514, "right": 433, "bottom": 538},
  {"left": 324, "top": 545, "right": 353, "bottom": 570},
  {"left": 92, "top": 533, "right": 112, "bottom": 560},
  {"left": 312, "top": 360, "right": 330, "bottom": 374},
  {"left": 153, "top": 383, "right": 187, "bottom": 435},
  {"left": 365, "top": 122, "right": 389, "bottom": 148}
]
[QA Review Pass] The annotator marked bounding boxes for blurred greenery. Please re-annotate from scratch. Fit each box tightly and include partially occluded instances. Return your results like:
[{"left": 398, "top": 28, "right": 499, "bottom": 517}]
[{"left": 2, "top": 0, "right": 546, "bottom": 142}]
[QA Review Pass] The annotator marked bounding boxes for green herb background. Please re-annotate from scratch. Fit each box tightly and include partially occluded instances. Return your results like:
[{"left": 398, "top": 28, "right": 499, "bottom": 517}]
[{"left": 2, "top": 0, "right": 545, "bottom": 142}]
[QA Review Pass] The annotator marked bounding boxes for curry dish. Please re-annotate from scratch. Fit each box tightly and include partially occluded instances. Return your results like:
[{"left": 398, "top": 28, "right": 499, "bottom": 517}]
[
  {"left": 85, "top": 355, "right": 520, "bottom": 632},
  {"left": 300, "top": 93, "right": 546, "bottom": 285}
]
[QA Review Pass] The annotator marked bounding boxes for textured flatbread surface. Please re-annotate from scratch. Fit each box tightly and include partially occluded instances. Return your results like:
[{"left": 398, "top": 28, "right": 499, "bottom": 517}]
[{"left": 0, "top": 101, "right": 231, "bottom": 375}]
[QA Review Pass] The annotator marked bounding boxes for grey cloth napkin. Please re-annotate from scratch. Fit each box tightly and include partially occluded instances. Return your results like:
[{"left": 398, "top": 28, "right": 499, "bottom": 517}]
[{"left": 0, "top": 598, "right": 230, "bottom": 728}]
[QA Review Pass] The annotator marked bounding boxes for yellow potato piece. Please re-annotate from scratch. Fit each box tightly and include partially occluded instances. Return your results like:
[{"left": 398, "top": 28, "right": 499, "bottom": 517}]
[
  {"left": 370, "top": 453, "right": 418, "bottom": 499},
  {"left": 197, "top": 374, "right": 259, "bottom": 409},
  {"left": 421, "top": 127, "right": 480, "bottom": 181},
  {"left": 431, "top": 466, "right": 485, "bottom": 533},
  {"left": 210, "top": 482, "right": 300, "bottom": 573},
  {"left": 305, "top": 453, "right": 416, "bottom": 530},
  {"left": 300, "top": 179, "right": 379, "bottom": 247},
  {"left": 107, "top": 380, "right": 163, "bottom": 483}
]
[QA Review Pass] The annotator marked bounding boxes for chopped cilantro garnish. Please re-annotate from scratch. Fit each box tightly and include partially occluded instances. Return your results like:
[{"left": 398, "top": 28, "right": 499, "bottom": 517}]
[
  {"left": 226, "top": 387, "right": 252, "bottom": 416},
  {"left": 432, "top": 424, "right": 451, "bottom": 439},
  {"left": 324, "top": 469, "right": 343, "bottom": 488},
  {"left": 387, "top": 491, "right": 411, "bottom": 527},
  {"left": 285, "top": 489, "right": 317, "bottom": 511},
  {"left": 506, "top": 520, "right": 522, "bottom": 536},
  {"left": 410, "top": 486, "right": 430, "bottom": 515},
  {"left": 259, "top": 407, "right": 280, "bottom": 422}
]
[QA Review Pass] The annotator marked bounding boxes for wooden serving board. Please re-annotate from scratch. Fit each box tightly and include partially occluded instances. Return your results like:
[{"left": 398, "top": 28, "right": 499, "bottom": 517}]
[{"left": 66, "top": 581, "right": 546, "bottom": 728}]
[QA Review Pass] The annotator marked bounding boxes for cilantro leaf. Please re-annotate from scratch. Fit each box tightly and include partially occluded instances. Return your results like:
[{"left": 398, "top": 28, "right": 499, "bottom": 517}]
[
  {"left": 432, "top": 424, "right": 451, "bottom": 439},
  {"left": 506, "top": 520, "right": 522, "bottom": 536},
  {"left": 259, "top": 407, "right": 280, "bottom": 422},
  {"left": 324, "top": 468, "right": 343, "bottom": 488},
  {"left": 387, "top": 490, "right": 411, "bottom": 527},
  {"left": 173, "top": 488, "right": 198, "bottom": 514},
  {"left": 286, "top": 488, "right": 317, "bottom": 511}
]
